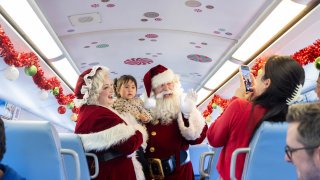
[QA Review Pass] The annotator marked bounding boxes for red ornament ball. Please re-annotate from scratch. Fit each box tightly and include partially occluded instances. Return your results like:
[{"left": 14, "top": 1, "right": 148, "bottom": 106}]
[
  {"left": 72, "top": 107, "right": 80, "bottom": 114},
  {"left": 58, "top": 106, "right": 66, "bottom": 114}
]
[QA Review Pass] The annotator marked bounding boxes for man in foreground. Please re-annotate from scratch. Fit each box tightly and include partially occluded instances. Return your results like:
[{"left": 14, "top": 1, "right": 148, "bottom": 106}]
[{"left": 285, "top": 103, "right": 320, "bottom": 180}]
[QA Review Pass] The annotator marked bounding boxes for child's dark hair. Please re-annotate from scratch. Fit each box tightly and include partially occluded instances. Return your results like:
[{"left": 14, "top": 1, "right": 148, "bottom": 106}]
[{"left": 114, "top": 75, "right": 138, "bottom": 98}]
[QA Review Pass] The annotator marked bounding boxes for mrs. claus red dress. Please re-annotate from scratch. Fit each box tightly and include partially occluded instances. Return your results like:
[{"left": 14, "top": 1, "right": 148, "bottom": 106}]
[{"left": 75, "top": 105, "right": 148, "bottom": 180}]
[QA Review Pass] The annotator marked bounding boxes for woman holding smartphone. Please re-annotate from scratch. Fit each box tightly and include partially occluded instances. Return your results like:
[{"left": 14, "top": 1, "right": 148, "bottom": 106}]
[{"left": 206, "top": 55, "right": 305, "bottom": 180}]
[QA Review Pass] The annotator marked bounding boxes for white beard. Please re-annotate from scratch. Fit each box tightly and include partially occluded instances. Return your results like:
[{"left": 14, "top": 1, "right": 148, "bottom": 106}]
[{"left": 151, "top": 89, "right": 182, "bottom": 125}]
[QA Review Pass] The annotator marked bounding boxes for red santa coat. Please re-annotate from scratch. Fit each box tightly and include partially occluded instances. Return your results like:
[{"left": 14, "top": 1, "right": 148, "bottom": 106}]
[
  {"left": 144, "top": 108, "right": 208, "bottom": 180},
  {"left": 75, "top": 105, "right": 148, "bottom": 180}
]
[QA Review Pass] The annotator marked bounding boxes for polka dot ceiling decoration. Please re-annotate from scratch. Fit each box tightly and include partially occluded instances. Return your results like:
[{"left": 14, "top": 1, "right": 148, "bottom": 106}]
[
  {"left": 96, "top": 44, "right": 109, "bottom": 48},
  {"left": 91, "top": 4, "right": 99, "bottom": 8},
  {"left": 106, "top": 4, "right": 115, "bottom": 7},
  {"left": 144, "top": 12, "right": 159, "bottom": 18},
  {"left": 214, "top": 28, "right": 233, "bottom": 36},
  {"left": 189, "top": 41, "right": 208, "bottom": 48},
  {"left": 145, "top": 52, "right": 163, "bottom": 57},
  {"left": 185, "top": 0, "right": 214, "bottom": 13},
  {"left": 190, "top": 72, "right": 202, "bottom": 77},
  {"left": 185, "top": 0, "right": 201, "bottom": 7},
  {"left": 139, "top": 34, "right": 158, "bottom": 42},
  {"left": 206, "top": 5, "right": 214, "bottom": 9},
  {"left": 124, "top": 58, "right": 153, "bottom": 65},
  {"left": 91, "top": 1, "right": 115, "bottom": 8},
  {"left": 145, "top": 34, "right": 158, "bottom": 38},
  {"left": 187, "top": 54, "right": 212, "bottom": 62},
  {"left": 141, "top": 12, "right": 162, "bottom": 22}
]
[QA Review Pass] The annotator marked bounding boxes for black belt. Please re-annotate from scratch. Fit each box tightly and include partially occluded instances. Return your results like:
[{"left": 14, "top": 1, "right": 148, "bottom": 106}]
[
  {"left": 97, "top": 149, "right": 123, "bottom": 162},
  {"left": 148, "top": 150, "right": 190, "bottom": 179}
]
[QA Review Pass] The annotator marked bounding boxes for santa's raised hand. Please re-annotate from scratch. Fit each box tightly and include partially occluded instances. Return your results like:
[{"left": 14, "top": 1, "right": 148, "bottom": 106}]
[{"left": 180, "top": 89, "right": 197, "bottom": 118}]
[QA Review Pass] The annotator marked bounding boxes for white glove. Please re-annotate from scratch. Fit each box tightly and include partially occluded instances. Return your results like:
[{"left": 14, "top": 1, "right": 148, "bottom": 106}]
[{"left": 180, "top": 89, "right": 197, "bottom": 118}]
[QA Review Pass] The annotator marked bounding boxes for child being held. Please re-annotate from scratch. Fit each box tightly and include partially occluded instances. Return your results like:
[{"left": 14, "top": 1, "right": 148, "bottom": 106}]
[{"left": 113, "top": 75, "right": 152, "bottom": 124}]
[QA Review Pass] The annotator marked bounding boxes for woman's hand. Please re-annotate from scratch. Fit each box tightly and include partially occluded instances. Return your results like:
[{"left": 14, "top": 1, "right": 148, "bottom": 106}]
[{"left": 235, "top": 73, "right": 255, "bottom": 100}]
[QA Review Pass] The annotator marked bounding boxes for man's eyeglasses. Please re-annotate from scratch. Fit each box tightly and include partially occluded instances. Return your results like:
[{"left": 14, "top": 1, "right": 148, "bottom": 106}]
[{"left": 285, "top": 145, "right": 319, "bottom": 161}]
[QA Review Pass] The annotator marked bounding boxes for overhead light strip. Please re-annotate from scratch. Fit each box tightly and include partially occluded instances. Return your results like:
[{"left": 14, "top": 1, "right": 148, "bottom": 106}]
[
  {"left": 0, "top": 0, "right": 62, "bottom": 59},
  {"left": 204, "top": 61, "right": 239, "bottom": 90},
  {"left": 52, "top": 58, "right": 79, "bottom": 88},
  {"left": 232, "top": 0, "right": 306, "bottom": 61}
]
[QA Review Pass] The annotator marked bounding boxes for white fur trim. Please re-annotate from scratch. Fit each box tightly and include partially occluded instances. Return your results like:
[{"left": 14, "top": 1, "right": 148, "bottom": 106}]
[
  {"left": 140, "top": 93, "right": 156, "bottom": 109},
  {"left": 144, "top": 97, "right": 156, "bottom": 109},
  {"left": 114, "top": 109, "right": 148, "bottom": 149},
  {"left": 131, "top": 152, "right": 145, "bottom": 180},
  {"left": 79, "top": 123, "right": 136, "bottom": 151},
  {"left": 134, "top": 124, "right": 148, "bottom": 150},
  {"left": 177, "top": 107, "right": 206, "bottom": 140},
  {"left": 117, "top": 111, "right": 139, "bottom": 126},
  {"left": 151, "top": 69, "right": 176, "bottom": 88}
]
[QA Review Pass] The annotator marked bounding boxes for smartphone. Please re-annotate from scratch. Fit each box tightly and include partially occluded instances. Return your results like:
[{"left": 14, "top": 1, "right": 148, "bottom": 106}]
[{"left": 240, "top": 65, "right": 253, "bottom": 93}]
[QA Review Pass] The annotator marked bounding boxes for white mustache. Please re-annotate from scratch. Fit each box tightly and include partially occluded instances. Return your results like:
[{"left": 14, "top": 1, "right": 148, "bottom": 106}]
[{"left": 155, "top": 90, "right": 173, "bottom": 99}]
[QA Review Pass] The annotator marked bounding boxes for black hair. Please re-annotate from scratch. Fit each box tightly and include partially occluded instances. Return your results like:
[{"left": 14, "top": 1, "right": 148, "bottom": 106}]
[
  {"left": 114, "top": 75, "right": 138, "bottom": 98},
  {"left": 250, "top": 56, "right": 305, "bottom": 136},
  {"left": 0, "top": 118, "right": 6, "bottom": 161}
]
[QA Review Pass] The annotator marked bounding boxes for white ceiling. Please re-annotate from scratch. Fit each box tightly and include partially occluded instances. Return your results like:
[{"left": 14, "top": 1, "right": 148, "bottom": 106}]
[{"left": 33, "top": 0, "right": 272, "bottom": 94}]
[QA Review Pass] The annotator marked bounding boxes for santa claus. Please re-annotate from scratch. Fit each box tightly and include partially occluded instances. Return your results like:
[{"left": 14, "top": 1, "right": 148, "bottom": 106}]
[
  {"left": 74, "top": 66, "right": 148, "bottom": 180},
  {"left": 142, "top": 64, "right": 208, "bottom": 179}
]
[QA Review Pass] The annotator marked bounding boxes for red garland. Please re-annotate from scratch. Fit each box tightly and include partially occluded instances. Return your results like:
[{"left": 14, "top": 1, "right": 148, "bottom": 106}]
[
  {"left": 250, "top": 57, "right": 266, "bottom": 77},
  {"left": 203, "top": 38, "right": 320, "bottom": 119},
  {"left": 202, "top": 95, "right": 231, "bottom": 118},
  {"left": 0, "top": 26, "right": 77, "bottom": 116},
  {"left": 292, "top": 39, "right": 320, "bottom": 66}
]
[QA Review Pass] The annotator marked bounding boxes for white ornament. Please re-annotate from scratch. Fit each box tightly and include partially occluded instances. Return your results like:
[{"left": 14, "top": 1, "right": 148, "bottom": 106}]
[
  {"left": 39, "top": 90, "right": 49, "bottom": 100},
  {"left": 4, "top": 66, "right": 19, "bottom": 81}
]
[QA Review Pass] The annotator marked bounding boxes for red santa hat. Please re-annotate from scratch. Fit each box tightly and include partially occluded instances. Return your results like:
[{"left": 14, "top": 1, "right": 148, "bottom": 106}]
[
  {"left": 74, "top": 66, "right": 108, "bottom": 106},
  {"left": 143, "top": 64, "right": 176, "bottom": 97},
  {"left": 74, "top": 68, "right": 93, "bottom": 99}
]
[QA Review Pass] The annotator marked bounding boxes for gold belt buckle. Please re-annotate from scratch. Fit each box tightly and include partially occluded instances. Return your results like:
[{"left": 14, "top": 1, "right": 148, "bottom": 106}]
[{"left": 148, "top": 158, "right": 165, "bottom": 179}]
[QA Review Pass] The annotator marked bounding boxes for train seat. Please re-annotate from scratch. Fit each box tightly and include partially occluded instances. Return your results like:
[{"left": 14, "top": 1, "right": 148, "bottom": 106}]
[
  {"left": 199, "top": 147, "right": 221, "bottom": 180},
  {"left": 231, "top": 122, "right": 297, "bottom": 180},
  {"left": 2, "top": 121, "right": 80, "bottom": 180},
  {"left": 59, "top": 133, "right": 99, "bottom": 180},
  {"left": 189, "top": 143, "right": 210, "bottom": 180}
]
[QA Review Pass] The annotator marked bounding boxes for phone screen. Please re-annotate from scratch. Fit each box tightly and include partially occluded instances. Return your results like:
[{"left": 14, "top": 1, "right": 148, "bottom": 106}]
[{"left": 240, "top": 65, "right": 253, "bottom": 92}]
